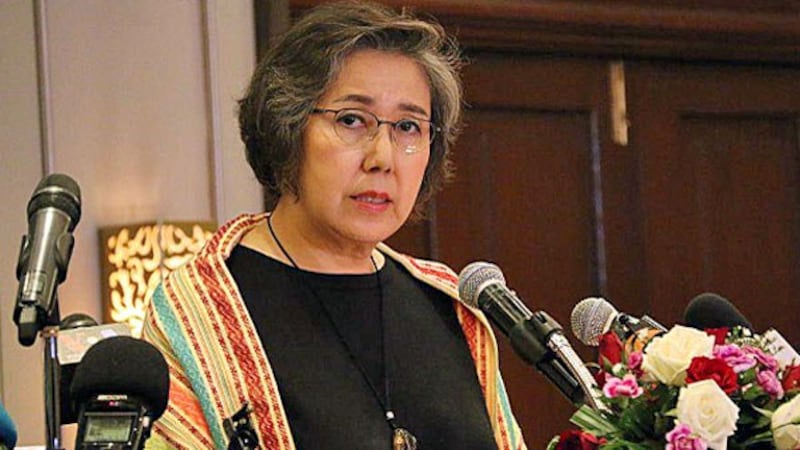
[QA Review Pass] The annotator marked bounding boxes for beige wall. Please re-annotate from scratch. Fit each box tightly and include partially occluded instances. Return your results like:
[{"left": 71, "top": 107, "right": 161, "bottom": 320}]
[{"left": 0, "top": 0, "right": 261, "bottom": 445}]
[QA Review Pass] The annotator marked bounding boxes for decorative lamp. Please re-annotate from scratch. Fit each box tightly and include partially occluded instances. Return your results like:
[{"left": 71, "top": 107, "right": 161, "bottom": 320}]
[{"left": 99, "top": 221, "right": 215, "bottom": 336}]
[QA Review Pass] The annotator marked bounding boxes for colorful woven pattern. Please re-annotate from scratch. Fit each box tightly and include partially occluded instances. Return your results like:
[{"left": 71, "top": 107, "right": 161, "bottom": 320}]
[{"left": 142, "top": 213, "right": 527, "bottom": 449}]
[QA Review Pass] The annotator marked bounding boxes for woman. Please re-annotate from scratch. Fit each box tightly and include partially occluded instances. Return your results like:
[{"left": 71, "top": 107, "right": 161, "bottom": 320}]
[{"left": 142, "top": 2, "right": 527, "bottom": 449}]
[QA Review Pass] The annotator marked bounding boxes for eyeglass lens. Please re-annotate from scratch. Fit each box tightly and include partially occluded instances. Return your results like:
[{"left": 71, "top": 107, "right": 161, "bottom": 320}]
[{"left": 331, "top": 109, "right": 433, "bottom": 153}]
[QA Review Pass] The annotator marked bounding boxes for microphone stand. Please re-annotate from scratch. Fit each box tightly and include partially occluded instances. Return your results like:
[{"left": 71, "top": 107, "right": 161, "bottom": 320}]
[
  {"left": 15, "top": 283, "right": 64, "bottom": 449},
  {"left": 43, "top": 322, "right": 63, "bottom": 450},
  {"left": 522, "top": 311, "right": 606, "bottom": 411},
  {"left": 14, "top": 224, "right": 74, "bottom": 450}
]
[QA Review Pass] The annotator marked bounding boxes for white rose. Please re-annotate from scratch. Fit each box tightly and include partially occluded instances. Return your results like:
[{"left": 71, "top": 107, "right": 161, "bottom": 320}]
[
  {"left": 772, "top": 394, "right": 800, "bottom": 450},
  {"left": 642, "top": 325, "right": 715, "bottom": 385},
  {"left": 676, "top": 380, "right": 739, "bottom": 450}
]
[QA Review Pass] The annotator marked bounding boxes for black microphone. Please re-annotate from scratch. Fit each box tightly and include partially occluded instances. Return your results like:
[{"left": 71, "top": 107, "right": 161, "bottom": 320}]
[
  {"left": 59, "top": 313, "right": 100, "bottom": 425},
  {"left": 70, "top": 336, "right": 169, "bottom": 450},
  {"left": 14, "top": 173, "right": 82, "bottom": 346},
  {"left": 684, "top": 292, "right": 753, "bottom": 330},
  {"left": 458, "top": 262, "right": 603, "bottom": 409},
  {"left": 571, "top": 297, "right": 666, "bottom": 347},
  {"left": 61, "top": 313, "right": 99, "bottom": 330}
]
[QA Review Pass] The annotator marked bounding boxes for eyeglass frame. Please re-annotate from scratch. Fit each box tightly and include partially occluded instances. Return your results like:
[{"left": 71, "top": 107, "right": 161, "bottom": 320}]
[{"left": 310, "top": 107, "right": 441, "bottom": 154}]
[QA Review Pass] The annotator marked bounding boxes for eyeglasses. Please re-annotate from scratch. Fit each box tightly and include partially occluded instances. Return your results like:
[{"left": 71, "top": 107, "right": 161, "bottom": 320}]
[{"left": 311, "top": 108, "right": 440, "bottom": 154}]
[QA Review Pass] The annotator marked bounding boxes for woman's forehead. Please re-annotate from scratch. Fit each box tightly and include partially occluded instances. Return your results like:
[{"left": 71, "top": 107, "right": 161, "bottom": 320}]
[{"left": 319, "top": 49, "right": 431, "bottom": 116}]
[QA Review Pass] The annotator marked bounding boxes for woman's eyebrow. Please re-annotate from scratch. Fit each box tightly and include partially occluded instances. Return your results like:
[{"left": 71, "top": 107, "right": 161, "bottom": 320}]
[{"left": 330, "top": 94, "right": 430, "bottom": 117}]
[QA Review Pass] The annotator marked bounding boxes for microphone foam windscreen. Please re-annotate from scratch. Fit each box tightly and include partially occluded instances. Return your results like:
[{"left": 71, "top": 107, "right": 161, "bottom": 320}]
[
  {"left": 70, "top": 336, "right": 170, "bottom": 420},
  {"left": 0, "top": 401, "right": 17, "bottom": 448},
  {"left": 570, "top": 297, "right": 617, "bottom": 347},
  {"left": 457, "top": 262, "right": 506, "bottom": 308},
  {"left": 684, "top": 292, "right": 753, "bottom": 330},
  {"left": 28, "top": 173, "right": 82, "bottom": 225}
]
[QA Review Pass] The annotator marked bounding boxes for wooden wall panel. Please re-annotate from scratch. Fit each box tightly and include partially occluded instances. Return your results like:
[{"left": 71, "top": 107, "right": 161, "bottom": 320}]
[
  {"left": 438, "top": 109, "right": 597, "bottom": 298},
  {"left": 421, "top": 55, "right": 621, "bottom": 448},
  {"left": 628, "top": 62, "right": 800, "bottom": 340},
  {"left": 435, "top": 107, "right": 598, "bottom": 445},
  {"left": 686, "top": 117, "right": 800, "bottom": 327},
  {"left": 291, "top": 0, "right": 800, "bottom": 63}
]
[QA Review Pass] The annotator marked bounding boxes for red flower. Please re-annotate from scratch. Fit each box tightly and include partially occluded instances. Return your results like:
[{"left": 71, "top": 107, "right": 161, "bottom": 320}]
[
  {"left": 555, "top": 429, "right": 606, "bottom": 450},
  {"left": 782, "top": 365, "right": 800, "bottom": 392},
  {"left": 685, "top": 356, "right": 739, "bottom": 394},
  {"left": 705, "top": 327, "right": 729, "bottom": 345},
  {"left": 598, "top": 331, "right": 624, "bottom": 367},
  {"left": 592, "top": 367, "right": 608, "bottom": 388}
]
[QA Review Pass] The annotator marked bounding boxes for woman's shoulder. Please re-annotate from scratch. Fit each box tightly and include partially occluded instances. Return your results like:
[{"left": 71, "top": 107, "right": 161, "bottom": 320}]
[
  {"left": 199, "top": 213, "right": 268, "bottom": 257},
  {"left": 377, "top": 242, "right": 458, "bottom": 293},
  {"left": 159, "top": 213, "right": 267, "bottom": 289}
]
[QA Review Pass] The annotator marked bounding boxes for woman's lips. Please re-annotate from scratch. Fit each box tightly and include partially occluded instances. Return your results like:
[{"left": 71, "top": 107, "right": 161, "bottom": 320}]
[{"left": 352, "top": 191, "right": 391, "bottom": 211}]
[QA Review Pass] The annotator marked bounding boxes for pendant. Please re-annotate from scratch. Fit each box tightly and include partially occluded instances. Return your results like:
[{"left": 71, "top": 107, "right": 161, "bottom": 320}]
[{"left": 392, "top": 428, "right": 417, "bottom": 450}]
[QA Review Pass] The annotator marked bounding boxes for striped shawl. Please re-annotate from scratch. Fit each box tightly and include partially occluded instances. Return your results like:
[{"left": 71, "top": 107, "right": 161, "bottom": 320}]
[{"left": 142, "top": 213, "right": 527, "bottom": 450}]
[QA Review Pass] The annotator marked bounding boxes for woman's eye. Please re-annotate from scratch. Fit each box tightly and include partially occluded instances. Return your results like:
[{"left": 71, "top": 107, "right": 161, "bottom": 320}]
[
  {"left": 396, "top": 119, "right": 422, "bottom": 135},
  {"left": 337, "top": 113, "right": 367, "bottom": 128}
]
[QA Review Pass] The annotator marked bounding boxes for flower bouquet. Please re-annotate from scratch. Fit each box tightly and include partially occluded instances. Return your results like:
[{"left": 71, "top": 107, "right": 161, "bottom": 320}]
[{"left": 548, "top": 325, "right": 800, "bottom": 450}]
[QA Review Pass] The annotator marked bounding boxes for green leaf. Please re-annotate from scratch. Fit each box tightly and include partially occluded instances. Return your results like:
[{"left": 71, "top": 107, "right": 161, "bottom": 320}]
[
  {"left": 752, "top": 405, "right": 774, "bottom": 419},
  {"left": 600, "top": 437, "right": 659, "bottom": 449},
  {"left": 652, "top": 413, "right": 675, "bottom": 437},
  {"left": 739, "top": 430, "right": 775, "bottom": 447},
  {"left": 752, "top": 412, "right": 773, "bottom": 430},
  {"left": 740, "top": 368, "right": 757, "bottom": 386},
  {"left": 616, "top": 398, "right": 657, "bottom": 441},
  {"left": 742, "top": 385, "right": 768, "bottom": 402},
  {"left": 570, "top": 405, "right": 619, "bottom": 437}
]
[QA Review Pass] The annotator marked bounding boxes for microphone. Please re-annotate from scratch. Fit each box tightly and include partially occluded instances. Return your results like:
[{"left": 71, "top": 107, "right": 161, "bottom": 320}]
[
  {"left": 59, "top": 313, "right": 100, "bottom": 425},
  {"left": 61, "top": 313, "right": 99, "bottom": 330},
  {"left": 0, "top": 402, "right": 17, "bottom": 450},
  {"left": 683, "top": 292, "right": 753, "bottom": 330},
  {"left": 571, "top": 297, "right": 666, "bottom": 347},
  {"left": 70, "top": 336, "right": 169, "bottom": 449},
  {"left": 458, "top": 262, "right": 603, "bottom": 409},
  {"left": 683, "top": 293, "right": 799, "bottom": 367},
  {"left": 14, "top": 173, "right": 82, "bottom": 346}
]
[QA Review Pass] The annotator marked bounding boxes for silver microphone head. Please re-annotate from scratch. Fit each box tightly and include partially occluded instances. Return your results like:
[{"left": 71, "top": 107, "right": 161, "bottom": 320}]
[
  {"left": 570, "top": 297, "right": 618, "bottom": 346},
  {"left": 457, "top": 262, "right": 506, "bottom": 308},
  {"left": 28, "top": 173, "right": 82, "bottom": 227}
]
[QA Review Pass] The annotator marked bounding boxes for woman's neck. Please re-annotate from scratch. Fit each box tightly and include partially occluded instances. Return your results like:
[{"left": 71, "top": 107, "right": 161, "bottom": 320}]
[{"left": 240, "top": 209, "right": 384, "bottom": 274}]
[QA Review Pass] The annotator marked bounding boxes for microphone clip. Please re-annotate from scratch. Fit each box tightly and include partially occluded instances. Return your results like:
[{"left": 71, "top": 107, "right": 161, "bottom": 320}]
[{"left": 225, "top": 402, "right": 259, "bottom": 450}]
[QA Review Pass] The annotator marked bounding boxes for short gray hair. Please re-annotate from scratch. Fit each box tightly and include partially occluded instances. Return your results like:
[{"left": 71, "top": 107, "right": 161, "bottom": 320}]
[{"left": 238, "top": 1, "right": 464, "bottom": 218}]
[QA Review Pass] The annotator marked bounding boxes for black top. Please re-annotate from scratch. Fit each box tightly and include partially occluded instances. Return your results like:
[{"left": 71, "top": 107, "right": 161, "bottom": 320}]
[{"left": 226, "top": 245, "right": 498, "bottom": 450}]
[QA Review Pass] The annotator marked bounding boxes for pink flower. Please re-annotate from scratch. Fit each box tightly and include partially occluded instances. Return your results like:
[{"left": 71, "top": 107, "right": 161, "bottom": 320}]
[
  {"left": 602, "top": 374, "right": 643, "bottom": 399},
  {"left": 743, "top": 346, "right": 779, "bottom": 372},
  {"left": 627, "top": 351, "right": 644, "bottom": 376},
  {"left": 713, "top": 344, "right": 756, "bottom": 373},
  {"left": 757, "top": 369, "right": 785, "bottom": 399},
  {"left": 666, "top": 423, "right": 708, "bottom": 450}
]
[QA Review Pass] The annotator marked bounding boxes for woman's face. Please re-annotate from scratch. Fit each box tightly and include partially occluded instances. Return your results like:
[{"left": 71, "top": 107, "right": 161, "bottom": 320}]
[{"left": 292, "top": 49, "right": 432, "bottom": 247}]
